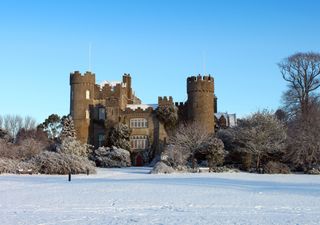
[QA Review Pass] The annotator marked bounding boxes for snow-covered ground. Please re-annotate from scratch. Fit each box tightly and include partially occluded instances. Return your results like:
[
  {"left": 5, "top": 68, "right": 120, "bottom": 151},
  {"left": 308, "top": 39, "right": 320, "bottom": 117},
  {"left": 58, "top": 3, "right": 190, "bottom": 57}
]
[{"left": 1, "top": 168, "right": 320, "bottom": 225}]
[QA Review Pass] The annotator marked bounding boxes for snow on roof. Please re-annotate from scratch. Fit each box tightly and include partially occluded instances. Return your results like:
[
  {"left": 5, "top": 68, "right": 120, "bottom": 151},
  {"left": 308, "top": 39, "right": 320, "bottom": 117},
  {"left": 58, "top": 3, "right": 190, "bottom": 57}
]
[
  {"left": 100, "top": 81, "right": 122, "bottom": 87},
  {"left": 126, "top": 104, "right": 158, "bottom": 110}
]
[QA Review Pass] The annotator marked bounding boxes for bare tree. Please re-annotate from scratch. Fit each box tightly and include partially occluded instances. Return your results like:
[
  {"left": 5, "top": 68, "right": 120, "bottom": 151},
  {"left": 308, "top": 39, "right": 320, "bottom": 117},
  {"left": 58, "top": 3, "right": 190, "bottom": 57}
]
[
  {"left": 285, "top": 102, "right": 320, "bottom": 171},
  {"left": 0, "top": 115, "right": 37, "bottom": 140},
  {"left": 278, "top": 52, "right": 320, "bottom": 119},
  {"left": 23, "top": 116, "right": 36, "bottom": 130},
  {"left": 3, "top": 115, "right": 23, "bottom": 139},
  {"left": 166, "top": 123, "right": 213, "bottom": 167},
  {"left": 234, "top": 110, "right": 287, "bottom": 170}
]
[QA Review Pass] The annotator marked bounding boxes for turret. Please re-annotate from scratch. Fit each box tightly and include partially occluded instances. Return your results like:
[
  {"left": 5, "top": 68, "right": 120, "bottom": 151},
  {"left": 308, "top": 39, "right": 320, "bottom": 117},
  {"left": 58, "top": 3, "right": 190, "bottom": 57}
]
[
  {"left": 187, "top": 74, "right": 215, "bottom": 133},
  {"left": 122, "top": 73, "right": 133, "bottom": 103},
  {"left": 70, "top": 71, "right": 95, "bottom": 143},
  {"left": 158, "top": 96, "right": 174, "bottom": 107}
]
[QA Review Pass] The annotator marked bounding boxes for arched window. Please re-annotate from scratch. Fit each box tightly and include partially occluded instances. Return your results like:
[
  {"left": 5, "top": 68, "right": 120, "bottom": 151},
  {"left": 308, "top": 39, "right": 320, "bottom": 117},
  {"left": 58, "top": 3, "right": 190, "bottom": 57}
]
[{"left": 86, "top": 90, "right": 90, "bottom": 99}]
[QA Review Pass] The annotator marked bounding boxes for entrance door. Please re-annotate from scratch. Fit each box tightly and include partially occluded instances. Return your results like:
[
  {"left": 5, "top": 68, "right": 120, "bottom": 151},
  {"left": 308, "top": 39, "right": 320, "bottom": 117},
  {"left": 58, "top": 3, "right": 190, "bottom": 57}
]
[{"left": 135, "top": 154, "right": 143, "bottom": 167}]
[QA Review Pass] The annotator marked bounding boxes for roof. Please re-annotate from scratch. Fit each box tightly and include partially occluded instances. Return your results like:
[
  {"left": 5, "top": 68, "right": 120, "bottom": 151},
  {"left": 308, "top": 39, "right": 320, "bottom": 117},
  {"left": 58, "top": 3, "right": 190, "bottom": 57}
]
[
  {"left": 100, "top": 81, "right": 124, "bottom": 87},
  {"left": 126, "top": 104, "right": 158, "bottom": 110}
]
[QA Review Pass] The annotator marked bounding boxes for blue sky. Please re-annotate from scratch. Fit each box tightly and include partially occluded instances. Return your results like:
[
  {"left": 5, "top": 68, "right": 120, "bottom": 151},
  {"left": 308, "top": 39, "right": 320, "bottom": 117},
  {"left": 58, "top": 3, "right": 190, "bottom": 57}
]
[{"left": 0, "top": 0, "right": 319, "bottom": 123}]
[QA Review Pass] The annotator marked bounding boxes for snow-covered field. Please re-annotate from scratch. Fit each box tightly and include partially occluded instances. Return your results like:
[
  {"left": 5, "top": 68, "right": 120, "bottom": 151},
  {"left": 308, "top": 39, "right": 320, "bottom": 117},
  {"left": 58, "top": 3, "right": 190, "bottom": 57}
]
[{"left": 1, "top": 168, "right": 320, "bottom": 225}]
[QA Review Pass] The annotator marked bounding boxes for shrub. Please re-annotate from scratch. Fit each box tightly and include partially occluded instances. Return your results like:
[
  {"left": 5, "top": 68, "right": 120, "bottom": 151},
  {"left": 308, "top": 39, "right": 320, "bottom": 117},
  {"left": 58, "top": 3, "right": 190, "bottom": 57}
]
[
  {"left": 0, "top": 138, "right": 45, "bottom": 160},
  {"left": 0, "top": 158, "right": 19, "bottom": 173},
  {"left": 150, "top": 161, "right": 174, "bottom": 174},
  {"left": 57, "top": 137, "right": 91, "bottom": 157},
  {"left": 233, "top": 110, "right": 287, "bottom": 170},
  {"left": 0, "top": 158, "right": 36, "bottom": 174},
  {"left": 263, "top": 161, "right": 290, "bottom": 174},
  {"left": 306, "top": 165, "right": 320, "bottom": 175},
  {"left": 28, "top": 151, "right": 96, "bottom": 174},
  {"left": 0, "top": 128, "right": 13, "bottom": 142},
  {"left": 197, "top": 137, "right": 226, "bottom": 169},
  {"left": 16, "top": 138, "right": 45, "bottom": 160},
  {"left": 93, "top": 146, "right": 131, "bottom": 168}
]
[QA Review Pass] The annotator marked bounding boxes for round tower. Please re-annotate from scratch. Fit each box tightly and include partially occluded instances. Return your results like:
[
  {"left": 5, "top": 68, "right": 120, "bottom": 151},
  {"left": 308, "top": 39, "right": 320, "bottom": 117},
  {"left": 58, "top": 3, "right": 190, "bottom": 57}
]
[
  {"left": 70, "top": 71, "right": 95, "bottom": 144},
  {"left": 187, "top": 74, "right": 215, "bottom": 133}
]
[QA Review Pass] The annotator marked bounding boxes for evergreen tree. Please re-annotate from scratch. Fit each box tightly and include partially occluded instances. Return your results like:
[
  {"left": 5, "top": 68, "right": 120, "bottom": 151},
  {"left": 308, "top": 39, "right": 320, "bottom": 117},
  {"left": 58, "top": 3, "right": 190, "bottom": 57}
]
[
  {"left": 108, "top": 123, "right": 131, "bottom": 150},
  {"left": 38, "top": 114, "right": 64, "bottom": 140},
  {"left": 60, "top": 116, "right": 76, "bottom": 140}
]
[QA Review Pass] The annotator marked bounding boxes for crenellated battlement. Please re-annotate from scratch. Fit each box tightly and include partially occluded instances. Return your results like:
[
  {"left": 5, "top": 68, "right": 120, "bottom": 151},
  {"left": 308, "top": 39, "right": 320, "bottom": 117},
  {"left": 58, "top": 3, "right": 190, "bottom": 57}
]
[
  {"left": 187, "top": 74, "right": 214, "bottom": 93},
  {"left": 123, "top": 107, "right": 154, "bottom": 114},
  {"left": 158, "top": 96, "right": 173, "bottom": 106},
  {"left": 70, "top": 71, "right": 96, "bottom": 85},
  {"left": 187, "top": 74, "right": 214, "bottom": 82},
  {"left": 174, "top": 102, "right": 185, "bottom": 107}
]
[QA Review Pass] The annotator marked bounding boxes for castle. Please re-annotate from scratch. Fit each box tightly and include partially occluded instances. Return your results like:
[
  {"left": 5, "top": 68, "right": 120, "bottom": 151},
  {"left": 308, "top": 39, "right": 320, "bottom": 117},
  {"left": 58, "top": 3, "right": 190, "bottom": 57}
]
[{"left": 70, "top": 71, "right": 236, "bottom": 165}]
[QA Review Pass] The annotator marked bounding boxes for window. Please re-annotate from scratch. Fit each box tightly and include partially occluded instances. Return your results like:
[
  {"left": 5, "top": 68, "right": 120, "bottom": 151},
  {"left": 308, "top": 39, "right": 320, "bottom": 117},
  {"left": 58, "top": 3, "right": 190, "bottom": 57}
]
[
  {"left": 98, "top": 134, "right": 105, "bottom": 147},
  {"left": 99, "top": 108, "right": 106, "bottom": 120},
  {"left": 130, "top": 135, "right": 148, "bottom": 149},
  {"left": 130, "top": 118, "right": 148, "bottom": 128},
  {"left": 86, "top": 110, "right": 89, "bottom": 119},
  {"left": 86, "top": 90, "right": 90, "bottom": 99}
]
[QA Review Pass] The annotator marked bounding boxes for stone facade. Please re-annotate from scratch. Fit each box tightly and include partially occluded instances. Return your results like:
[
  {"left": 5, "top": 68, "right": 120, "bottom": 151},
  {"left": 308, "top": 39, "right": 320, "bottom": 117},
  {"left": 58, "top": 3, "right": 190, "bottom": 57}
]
[{"left": 70, "top": 71, "right": 231, "bottom": 165}]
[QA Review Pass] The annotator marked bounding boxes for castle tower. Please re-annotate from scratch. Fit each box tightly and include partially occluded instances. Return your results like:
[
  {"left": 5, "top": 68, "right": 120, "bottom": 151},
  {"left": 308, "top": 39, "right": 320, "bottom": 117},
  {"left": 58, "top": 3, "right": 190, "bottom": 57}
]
[
  {"left": 70, "top": 71, "right": 95, "bottom": 143},
  {"left": 122, "top": 73, "right": 133, "bottom": 103},
  {"left": 187, "top": 74, "right": 215, "bottom": 133}
]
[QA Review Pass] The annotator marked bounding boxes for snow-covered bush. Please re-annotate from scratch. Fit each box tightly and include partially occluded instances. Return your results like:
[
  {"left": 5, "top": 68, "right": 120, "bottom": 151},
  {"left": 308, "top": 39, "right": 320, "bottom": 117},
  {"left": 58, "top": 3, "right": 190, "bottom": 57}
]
[
  {"left": 305, "top": 165, "right": 320, "bottom": 175},
  {"left": 207, "top": 166, "right": 230, "bottom": 173},
  {"left": 0, "top": 158, "right": 36, "bottom": 174},
  {"left": 16, "top": 138, "right": 46, "bottom": 160},
  {"left": 0, "top": 158, "right": 19, "bottom": 173},
  {"left": 93, "top": 146, "right": 131, "bottom": 168},
  {"left": 150, "top": 161, "right": 174, "bottom": 174},
  {"left": 57, "top": 137, "right": 90, "bottom": 158},
  {"left": 0, "top": 138, "right": 45, "bottom": 160},
  {"left": 57, "top": 116, "right": 91, "bottom": 157},
  {"left": 233, "top": 110, "right": 287, "bottom": 170},
  {"left": 0, "top": 128, "right": 13, "bottom": 143},
  {"left": 263, "top": 161, "right": 290, "bottom": 174},
  {"left": 28, "top": 151, "right": 96, "bottom": 174},
  {"left": 197, "top": 137, "right": 226, "bottom": 169}
]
